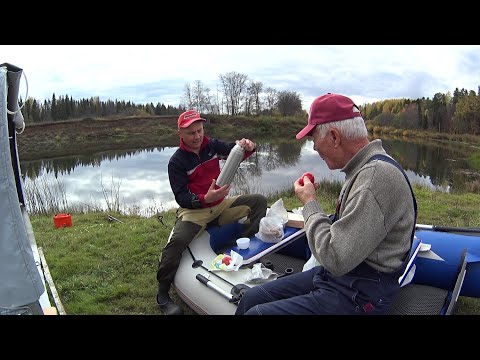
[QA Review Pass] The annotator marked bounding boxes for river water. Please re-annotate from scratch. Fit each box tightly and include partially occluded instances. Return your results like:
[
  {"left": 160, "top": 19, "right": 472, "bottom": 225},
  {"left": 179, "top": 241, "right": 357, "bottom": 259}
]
[{"left": 20, "top": 136, "right": 480, "bottom": 216}]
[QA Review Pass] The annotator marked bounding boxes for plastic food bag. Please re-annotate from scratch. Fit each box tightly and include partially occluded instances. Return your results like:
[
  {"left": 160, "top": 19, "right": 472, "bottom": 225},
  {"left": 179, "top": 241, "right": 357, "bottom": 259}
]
[
  {"left": 269, "top": 198, "right": 289, "bottom": 225},
  {"left": 255, "top": 216, "right": 284, "bottom": 243},
  {"left": 302, "top": 253, "right": 321, "bottom": 271},
  {"left": 255, "top": 198, "right": 288, "bottom": 243},
  {"left": 245, "top": 263, "right": 278, "bottom": 284},
  {"left": 211, "top": 251, "right": 243, "bottom": 271},
  {"left": 292, "top": 206, "right": 304, "bottom": 214}
]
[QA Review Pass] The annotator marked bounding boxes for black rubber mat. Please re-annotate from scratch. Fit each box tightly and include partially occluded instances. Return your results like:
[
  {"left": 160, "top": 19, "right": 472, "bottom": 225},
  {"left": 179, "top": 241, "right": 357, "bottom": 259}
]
[
  {"left": 387, "top": 283, "right": 449, "bottom": 315},
  {"left": 260, "top": 252, "right": 306, "bottom": 276}
]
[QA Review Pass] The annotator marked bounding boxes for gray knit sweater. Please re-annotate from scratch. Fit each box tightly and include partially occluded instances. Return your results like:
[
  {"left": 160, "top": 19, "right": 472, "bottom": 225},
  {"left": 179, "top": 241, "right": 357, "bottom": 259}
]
[{"left": 302, "top": 139, "right": 415, "bottom": 277}]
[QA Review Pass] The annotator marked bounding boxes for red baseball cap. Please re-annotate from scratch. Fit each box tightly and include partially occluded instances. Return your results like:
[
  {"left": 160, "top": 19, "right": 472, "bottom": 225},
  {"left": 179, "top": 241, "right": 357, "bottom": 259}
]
[
  {"left": 178, "top": 110, "right": 206, "bottom": 129},
  {"left": 296, "top": 93, "right": 361, "bottom": 139}
]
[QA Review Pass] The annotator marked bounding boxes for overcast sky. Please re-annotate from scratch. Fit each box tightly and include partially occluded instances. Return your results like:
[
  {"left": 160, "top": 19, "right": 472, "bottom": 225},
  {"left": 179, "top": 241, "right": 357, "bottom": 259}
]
[{"left": 2, "top": 45, "right": 480, "bottom": 111}]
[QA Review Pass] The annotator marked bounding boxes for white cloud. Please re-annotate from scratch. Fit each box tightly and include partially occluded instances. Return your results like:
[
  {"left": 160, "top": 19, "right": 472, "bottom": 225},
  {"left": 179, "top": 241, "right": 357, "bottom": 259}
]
[{"left": 2, "top": 45, "right": 480, "bottom": 111}]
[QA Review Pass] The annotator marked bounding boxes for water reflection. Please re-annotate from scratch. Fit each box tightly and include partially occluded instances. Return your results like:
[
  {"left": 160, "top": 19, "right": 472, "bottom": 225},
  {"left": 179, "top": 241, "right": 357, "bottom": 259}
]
[
  {"left": 380, "top": 136, "right": 478, "bottom": 192},
  {"left": 21, "top": 137, "right": 480, "bottom": 216}
]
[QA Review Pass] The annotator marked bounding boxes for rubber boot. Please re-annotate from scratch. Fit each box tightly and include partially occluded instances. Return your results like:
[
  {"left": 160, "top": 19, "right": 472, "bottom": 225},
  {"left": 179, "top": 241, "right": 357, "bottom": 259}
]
[{"left": 156, "top": 282, "right": 183, "bottom": 315}]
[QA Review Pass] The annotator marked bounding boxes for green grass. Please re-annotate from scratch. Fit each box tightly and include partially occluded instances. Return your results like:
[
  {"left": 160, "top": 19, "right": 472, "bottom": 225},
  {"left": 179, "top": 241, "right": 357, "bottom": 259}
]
[
  {"left": 468, "top": 152, "right": 480, "bottom": 171},
  {"left": 31, "top": 184, "right": 480, "bottom": 315},
  {"left": 33, "top": 210, "right": 179, "bottom": 315}
]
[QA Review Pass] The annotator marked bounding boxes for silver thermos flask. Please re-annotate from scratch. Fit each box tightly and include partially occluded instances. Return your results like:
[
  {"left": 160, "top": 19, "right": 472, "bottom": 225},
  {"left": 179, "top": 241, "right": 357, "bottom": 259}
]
[{"left": 216, "top": 144, "right": 245, "bottom": 187}]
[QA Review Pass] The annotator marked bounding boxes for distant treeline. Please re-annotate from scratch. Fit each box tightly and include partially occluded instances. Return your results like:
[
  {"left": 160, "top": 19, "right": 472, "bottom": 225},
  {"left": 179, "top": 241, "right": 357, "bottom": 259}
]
[
  {"left": 20, "top": 71, "right": 307, "bottom": 124},
  {"left": 20, "top": 90, "right": 307, "bottom": 123},
  {"left": 21, "top": 95, "right": 183, "bottom": 124},
  {"left": 363, "top": 87, "right": 480, "bottom": 135},
  {"left": 19, "top": 76, "right": 480, "bottom": 136}
]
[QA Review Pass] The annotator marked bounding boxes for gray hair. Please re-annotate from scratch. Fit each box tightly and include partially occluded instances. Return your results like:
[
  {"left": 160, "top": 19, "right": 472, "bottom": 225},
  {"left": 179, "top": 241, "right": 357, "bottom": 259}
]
[{"left": 314, "top": 105, "right": 367, "bottom": 140}]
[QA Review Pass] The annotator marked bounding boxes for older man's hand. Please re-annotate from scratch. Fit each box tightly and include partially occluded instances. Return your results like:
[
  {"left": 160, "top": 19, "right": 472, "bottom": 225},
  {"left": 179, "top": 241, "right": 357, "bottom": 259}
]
[{"left": 294, "top": 176, "right": 318, "bottom": 205}]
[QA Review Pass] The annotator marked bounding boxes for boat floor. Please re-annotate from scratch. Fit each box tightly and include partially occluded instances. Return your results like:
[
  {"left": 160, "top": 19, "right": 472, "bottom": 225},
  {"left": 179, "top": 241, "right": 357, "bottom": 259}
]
[{"left": 256, "top": 252, "right": 306, "bottom": 275}]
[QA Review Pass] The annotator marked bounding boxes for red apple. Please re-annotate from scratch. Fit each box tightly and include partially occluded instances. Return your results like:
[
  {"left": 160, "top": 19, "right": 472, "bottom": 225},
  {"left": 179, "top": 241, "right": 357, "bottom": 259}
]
[{"left": 298, "top": 172, "right": 315, "bottom": 186}]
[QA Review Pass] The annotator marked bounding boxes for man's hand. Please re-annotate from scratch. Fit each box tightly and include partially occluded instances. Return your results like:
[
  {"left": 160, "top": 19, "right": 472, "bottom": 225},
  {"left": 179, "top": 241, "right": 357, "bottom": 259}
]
[
  {"left": 237, "top": 138, "right": 255, "bottom": 152},
  {"left": 294, "top": 175, "right": 318, "bottom": 205},
  {"left": 205, "top": 179, "right": 230, "bottom": 203}
]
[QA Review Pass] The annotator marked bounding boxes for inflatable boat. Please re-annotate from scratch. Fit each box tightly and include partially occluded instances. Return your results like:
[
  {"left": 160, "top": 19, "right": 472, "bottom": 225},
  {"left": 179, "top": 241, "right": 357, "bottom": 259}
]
[{"left": 172, "top": 218, "right": 480, "bottom": 315}]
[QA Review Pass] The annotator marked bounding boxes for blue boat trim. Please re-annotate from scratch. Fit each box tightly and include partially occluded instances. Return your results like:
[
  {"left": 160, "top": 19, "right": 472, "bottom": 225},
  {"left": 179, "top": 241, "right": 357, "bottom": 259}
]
[{"left": 208, "top": 222, "right": 308, "bottom": 265}]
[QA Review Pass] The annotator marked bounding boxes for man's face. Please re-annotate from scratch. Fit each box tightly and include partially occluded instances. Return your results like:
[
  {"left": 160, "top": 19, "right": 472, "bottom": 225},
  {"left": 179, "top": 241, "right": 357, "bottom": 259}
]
[
  {"left": 311, "top": 127, "right": 340, "bottom": 170},
  {"left": 179, "top": 121, "right": 204, "bottom": 152}
]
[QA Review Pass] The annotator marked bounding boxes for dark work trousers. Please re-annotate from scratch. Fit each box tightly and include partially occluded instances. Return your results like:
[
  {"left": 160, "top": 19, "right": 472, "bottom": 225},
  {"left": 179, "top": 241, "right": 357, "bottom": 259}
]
[
  {"left": 156, "top": 194, "right": 267, "bottom": 285},
  {"left": 235, "top": 261, "right": 405, "bottom": 315}
]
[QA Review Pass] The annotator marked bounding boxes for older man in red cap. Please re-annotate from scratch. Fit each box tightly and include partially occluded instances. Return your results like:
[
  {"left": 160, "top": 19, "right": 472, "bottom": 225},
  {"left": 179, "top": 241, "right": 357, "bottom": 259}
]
[
  {"left": 236, "top": 93, "right": 417, "bottom": 315},
  {"left": 156, "top": 110, "right": 267, "bottom": 315}
]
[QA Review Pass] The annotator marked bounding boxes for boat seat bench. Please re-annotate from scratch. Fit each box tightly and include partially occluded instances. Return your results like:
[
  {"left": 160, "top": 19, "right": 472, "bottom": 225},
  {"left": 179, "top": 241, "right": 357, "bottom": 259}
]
[{"left": 208, "top": 222, "right": 310, "bottom": 266}]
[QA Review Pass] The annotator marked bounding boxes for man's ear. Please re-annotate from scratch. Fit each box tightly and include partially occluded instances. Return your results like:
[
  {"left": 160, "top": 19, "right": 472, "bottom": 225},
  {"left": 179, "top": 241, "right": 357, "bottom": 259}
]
[{"left": 330, "top": 128, "right": 341, "bottom": 146}]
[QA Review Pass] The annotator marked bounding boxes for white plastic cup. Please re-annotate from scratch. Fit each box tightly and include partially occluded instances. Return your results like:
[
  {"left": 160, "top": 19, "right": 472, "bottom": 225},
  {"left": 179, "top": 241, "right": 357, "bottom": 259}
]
[{"left": 236, "top": 237, "right": 250, "bottom": 250}]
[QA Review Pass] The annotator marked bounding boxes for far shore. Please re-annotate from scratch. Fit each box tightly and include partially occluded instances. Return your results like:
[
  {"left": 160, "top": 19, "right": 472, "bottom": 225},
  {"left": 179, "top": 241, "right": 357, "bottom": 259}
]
[{"left": 17, "top": 115, "right": 480, "bottom": 162}]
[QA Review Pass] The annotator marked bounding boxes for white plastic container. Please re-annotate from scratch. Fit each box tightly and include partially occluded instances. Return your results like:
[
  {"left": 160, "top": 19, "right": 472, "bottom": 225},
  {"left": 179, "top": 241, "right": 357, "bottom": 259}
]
[{"left": 236, "top": 237, "right": 250, "bottom": 250}]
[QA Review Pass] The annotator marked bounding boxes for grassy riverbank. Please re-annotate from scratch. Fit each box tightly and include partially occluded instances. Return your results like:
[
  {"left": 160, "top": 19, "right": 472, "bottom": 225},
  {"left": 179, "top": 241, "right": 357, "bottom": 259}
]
[{"left": 30, "top": 183, "right": 480, "bottom": 315}]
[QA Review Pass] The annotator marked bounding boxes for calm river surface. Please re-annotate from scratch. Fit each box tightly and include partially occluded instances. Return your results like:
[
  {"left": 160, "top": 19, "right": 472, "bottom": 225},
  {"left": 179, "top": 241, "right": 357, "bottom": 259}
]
[{"left": 21, "top": 136, "right": 480, "bottom": 216}]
